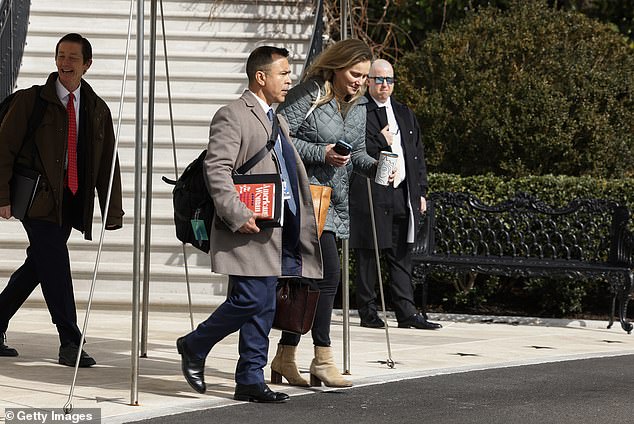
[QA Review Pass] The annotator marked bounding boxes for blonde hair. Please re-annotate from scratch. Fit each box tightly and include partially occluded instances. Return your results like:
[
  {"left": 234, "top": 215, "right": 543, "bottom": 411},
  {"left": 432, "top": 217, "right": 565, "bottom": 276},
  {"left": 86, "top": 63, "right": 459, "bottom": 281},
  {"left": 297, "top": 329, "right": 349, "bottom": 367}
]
[{"left": 303, "top": 39, "right": 373, "bottom": 111}]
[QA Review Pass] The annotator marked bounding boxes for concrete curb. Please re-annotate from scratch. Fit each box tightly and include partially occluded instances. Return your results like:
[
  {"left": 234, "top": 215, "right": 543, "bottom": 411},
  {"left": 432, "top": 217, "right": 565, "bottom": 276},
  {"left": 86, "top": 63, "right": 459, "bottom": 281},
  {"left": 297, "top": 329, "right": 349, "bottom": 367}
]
[{"left": 333, "top": 310, "right": 617, "bottom": 331}]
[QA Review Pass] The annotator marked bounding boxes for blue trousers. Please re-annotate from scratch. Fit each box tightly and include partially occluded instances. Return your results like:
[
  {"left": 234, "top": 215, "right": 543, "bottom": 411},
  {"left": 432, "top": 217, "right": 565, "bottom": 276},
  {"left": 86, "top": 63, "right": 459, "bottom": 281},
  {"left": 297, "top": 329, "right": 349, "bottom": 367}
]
[
  {"left": 0, "top": 219, "right": 81, "bottom": 346},
  {"left": 184, "top": 275, "right": 278, "bottom": 385}
]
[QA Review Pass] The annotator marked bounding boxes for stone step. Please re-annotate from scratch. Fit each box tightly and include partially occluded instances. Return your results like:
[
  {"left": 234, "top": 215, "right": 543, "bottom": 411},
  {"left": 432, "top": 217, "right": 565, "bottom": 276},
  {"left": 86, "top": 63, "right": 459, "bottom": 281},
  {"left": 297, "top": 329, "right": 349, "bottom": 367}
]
[
  {"left": 29, "top": 7, "right": 313, "bottom": 34},
  {"left": 31, "top": 0, "right": 314, "bottom": 15},
  {"left": 19, "top": 279, "right": 228, "bottom": 310},
  {"left": 23, "top": 27, "right": 312, "bottom": 53},
  {"left": 21, "top": 48, "right": 307, "bottom": 73},
  {"left": 0, "top": 250, "right": 228, "bottom": 307}
]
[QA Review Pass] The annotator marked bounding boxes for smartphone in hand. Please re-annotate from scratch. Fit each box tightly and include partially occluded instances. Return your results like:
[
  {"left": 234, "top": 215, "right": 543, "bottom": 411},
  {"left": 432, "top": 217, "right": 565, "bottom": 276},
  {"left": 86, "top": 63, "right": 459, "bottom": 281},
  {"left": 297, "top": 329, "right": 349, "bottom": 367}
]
[{"left": 333, "top": 140, "right": 352, "bottom": 155}]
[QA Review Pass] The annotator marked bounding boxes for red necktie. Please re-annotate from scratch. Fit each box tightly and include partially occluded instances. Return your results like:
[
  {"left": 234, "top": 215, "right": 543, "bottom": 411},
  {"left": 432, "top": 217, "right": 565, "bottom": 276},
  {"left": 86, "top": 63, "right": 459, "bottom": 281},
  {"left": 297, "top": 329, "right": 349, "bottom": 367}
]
[{"left": 66, "top": 92, "right": 78, "bottom": 194}]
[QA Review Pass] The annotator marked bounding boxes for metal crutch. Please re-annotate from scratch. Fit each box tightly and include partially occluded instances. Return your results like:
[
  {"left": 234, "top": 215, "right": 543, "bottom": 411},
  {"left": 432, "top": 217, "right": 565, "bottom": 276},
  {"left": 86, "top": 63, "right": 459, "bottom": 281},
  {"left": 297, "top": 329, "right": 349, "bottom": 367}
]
[
  {"left": 365, "top": 178, "right": 395, "bottom": 368},
  {"left": 159, "top": 0, "right": 196, "bottom": 334},
  {"left": 63, "top": 0, "right": 135, "bottom": 413}
]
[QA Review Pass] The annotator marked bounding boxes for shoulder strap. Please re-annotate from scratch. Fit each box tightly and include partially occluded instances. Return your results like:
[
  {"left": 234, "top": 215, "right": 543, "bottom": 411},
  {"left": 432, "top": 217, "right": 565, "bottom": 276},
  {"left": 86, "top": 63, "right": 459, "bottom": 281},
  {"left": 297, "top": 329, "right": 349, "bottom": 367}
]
[
  {"left": 25, "top": 85, "right": 47, "bottom": 143},
  {"left": 235, "top": 115, "right": 279, "bottom": 175},
  {"left": 304, "top": 81, "right": 321, "bottom": 119},
  {"left": 16, "top": 85, "right": 47, "bottom": 161}
]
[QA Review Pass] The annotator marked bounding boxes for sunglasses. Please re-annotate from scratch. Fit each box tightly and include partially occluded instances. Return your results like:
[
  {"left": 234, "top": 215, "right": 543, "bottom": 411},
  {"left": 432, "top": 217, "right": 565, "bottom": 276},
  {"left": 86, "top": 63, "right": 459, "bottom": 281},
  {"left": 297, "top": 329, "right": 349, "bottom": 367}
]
[{"left": 369, "top": 76, "right": 395, "bottom": 85}]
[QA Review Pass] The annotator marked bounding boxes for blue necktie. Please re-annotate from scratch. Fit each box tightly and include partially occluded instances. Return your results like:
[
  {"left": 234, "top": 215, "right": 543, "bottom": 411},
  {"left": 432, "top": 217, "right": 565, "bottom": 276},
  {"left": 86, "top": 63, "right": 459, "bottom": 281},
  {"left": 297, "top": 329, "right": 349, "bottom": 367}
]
[{"left": 268, "top": 109, "right": 297, "bottom": 215}]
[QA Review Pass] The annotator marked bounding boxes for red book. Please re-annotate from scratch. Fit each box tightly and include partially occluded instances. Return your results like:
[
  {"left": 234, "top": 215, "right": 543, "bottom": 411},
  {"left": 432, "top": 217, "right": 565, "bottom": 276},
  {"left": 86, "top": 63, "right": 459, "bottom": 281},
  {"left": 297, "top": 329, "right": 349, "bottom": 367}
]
[
  {"left": 235, "top": 182, "right": 276, "bottom": 220},
  {"left": 232, "top": 173, "right": 283, "bottom": 228}
]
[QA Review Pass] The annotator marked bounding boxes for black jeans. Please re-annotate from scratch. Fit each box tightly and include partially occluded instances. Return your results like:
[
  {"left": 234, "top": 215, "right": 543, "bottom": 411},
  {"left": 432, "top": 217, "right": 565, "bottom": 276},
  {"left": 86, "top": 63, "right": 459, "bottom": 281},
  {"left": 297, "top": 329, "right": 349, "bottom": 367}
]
[{"left": 279, "top": 231, "right": 340, "bottom": 347}]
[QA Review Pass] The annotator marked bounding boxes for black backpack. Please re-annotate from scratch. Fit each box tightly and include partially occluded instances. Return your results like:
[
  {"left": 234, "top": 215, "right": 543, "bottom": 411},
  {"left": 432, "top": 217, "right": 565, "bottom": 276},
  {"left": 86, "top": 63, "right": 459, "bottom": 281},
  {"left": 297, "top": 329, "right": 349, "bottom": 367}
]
[
  {"left": 0, "top": 85, "right": 47, "bottom": 143},
  {"left": 162, "top": 117, "right": 280, "bottom": 253},
  {"left": 162, "top": 150, "right": 213, "bottom": 253}
]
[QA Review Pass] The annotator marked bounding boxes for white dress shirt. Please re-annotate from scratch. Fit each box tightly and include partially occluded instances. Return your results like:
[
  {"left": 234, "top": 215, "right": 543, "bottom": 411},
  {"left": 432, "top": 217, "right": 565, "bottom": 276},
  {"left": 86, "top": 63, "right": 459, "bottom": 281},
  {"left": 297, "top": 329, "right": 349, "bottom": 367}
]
[
  {"left": 55, "top": 79, "right": 81, "bottom": 170},
  {"left": 373, "top": 98, "right": 406, "bottom": 187},
  {"left": 373, "top": 97, "right": 416, "bottom": 243}
]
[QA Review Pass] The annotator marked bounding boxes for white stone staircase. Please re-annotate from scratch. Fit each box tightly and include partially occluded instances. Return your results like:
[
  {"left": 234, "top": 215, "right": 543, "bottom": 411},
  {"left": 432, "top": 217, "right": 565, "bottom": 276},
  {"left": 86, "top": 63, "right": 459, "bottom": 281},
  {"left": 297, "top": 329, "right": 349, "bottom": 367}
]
[{"left": 1, "top": 0, "right": 316, "bottom": 310}]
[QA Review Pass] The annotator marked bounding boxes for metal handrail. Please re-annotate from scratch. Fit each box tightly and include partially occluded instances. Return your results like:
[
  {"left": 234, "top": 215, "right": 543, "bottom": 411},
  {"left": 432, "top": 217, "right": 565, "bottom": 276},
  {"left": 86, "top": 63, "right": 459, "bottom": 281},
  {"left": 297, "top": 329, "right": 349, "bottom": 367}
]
[{"left": 0, "top": 0, "right": 30, "bottom": 101}]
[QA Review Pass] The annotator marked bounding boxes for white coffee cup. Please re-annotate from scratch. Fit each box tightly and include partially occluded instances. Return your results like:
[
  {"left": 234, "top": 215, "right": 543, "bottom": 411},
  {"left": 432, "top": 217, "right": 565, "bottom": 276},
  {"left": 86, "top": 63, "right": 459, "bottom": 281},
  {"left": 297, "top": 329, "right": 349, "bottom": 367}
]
[{"left": 375, "top": 151, "right": 398, "bottom": 186}]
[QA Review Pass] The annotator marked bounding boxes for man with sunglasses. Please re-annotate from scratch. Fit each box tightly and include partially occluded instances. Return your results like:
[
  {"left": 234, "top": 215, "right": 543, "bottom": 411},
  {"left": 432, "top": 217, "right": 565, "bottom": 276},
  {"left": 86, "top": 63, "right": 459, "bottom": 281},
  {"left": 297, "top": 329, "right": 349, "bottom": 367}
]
[{"left": 349, "top": 59, "right": 442, "bottom": 330}]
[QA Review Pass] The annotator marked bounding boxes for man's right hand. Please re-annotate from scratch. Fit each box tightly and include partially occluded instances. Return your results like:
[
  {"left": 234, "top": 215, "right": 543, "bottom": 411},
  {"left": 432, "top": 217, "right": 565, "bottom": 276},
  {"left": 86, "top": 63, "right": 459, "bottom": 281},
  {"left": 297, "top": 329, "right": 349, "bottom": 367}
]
[
  {"left": 0, "top": 205, "right": 11, "bottom": 219},
  {"left": 380, "top": 125, "right": 394, "bottom": 146},
  {"left": 238, "top": 215, "right": 260, "bottom": 234}
]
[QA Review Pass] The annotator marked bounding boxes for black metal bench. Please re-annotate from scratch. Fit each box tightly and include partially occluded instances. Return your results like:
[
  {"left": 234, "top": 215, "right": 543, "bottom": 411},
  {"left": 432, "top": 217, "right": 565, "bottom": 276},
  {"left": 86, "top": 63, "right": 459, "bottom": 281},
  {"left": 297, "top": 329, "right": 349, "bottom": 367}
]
[{"left": 412, "top": 192, "right": 634, "bottom": 333}]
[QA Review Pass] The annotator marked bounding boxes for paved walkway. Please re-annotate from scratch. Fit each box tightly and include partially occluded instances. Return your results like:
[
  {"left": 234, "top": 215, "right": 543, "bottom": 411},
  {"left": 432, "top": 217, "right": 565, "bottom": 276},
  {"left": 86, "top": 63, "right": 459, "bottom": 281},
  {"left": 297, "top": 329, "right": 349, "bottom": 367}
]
[{"left": 0, "top": 306, "right": 632, "bottom": 424}]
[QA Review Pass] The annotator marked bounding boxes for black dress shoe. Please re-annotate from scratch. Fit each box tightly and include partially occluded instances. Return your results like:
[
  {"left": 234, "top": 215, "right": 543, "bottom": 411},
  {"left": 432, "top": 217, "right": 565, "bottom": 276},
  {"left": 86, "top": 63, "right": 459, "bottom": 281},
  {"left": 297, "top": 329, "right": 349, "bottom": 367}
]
[
  {"left": 398, "top": 313, "right": 442, "bottom": 330},
  {"left": 0, "top": 333, "right": 18, "bottom": 357},
  {"left": 176, "top": 336, "right": 206, "bottom": 394},
  {"left": 360, "top": 314, "right": 385, "bottom": 329},
  {"left": 58, "top": 343, "right": 96, "bottom": 367},
  {"left": 234, "top": 383, "right": 289, "bottom": 403}
]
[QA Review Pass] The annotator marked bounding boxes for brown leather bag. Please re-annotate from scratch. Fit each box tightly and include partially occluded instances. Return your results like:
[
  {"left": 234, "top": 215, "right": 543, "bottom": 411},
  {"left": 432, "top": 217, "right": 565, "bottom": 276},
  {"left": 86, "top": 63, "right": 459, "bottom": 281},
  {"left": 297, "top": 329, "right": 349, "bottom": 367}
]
[
  {"left": 309, "top": 184, "right": 331, "bottom": 237},
  {"left": 273, "top": 279, "right": 320, "bottom": 335}
]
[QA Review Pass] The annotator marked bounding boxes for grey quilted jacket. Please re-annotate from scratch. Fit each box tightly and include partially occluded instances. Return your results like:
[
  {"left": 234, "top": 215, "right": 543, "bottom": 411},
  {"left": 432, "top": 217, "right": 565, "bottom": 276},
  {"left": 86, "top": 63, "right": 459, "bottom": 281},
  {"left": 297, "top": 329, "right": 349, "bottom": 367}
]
[{"left": 277, "top": 78, "right": 376, "bottom": 238}]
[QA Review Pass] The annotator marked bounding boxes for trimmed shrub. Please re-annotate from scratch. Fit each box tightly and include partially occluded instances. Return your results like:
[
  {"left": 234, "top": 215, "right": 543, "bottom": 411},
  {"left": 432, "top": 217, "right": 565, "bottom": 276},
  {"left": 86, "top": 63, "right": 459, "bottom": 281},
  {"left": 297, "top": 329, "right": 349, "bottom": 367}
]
[
  {"left": 397, "top": 1, "right": 634, "bottom": 178},
  {"left": 427, "top": 173, "right": 634, "bottom": 214}
]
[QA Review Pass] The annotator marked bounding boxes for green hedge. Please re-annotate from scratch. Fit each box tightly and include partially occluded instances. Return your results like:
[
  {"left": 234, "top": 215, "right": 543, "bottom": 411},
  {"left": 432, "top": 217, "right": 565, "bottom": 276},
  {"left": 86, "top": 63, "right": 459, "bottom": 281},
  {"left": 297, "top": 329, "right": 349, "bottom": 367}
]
[
  {"left": 428, "top": 173, "right": 634, "bottom": 212},
  {"left": 396, "top": 1, "right": 634, "bottom": 179}
]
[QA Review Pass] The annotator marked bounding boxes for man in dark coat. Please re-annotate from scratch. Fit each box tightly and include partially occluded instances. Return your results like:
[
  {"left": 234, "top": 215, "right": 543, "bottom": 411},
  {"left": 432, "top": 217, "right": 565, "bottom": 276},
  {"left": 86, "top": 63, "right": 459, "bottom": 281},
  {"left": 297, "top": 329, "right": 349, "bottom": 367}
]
[
  {"left": 0, "top": 33, "right": 124, "bottom": 365},
  {"left": 349, "top": 59, "right": 441, "bottom": 330}
]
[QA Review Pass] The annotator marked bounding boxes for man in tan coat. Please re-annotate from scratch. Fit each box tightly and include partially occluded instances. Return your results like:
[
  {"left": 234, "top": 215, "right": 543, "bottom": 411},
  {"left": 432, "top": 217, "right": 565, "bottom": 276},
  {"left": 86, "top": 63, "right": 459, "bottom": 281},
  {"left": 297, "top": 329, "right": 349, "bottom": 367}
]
[{"left": 176, "top": 46, "right": 322, "bottom": 403}]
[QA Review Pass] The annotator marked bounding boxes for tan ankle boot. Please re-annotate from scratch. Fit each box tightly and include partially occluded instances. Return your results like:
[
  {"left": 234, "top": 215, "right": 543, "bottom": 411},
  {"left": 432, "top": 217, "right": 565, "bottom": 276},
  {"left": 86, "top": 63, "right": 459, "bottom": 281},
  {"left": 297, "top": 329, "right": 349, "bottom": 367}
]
[
  {"left": 309, "top": 346, "right": 352, "bottom": 387},
  {"left": 270, "top": 344, "right": 309, "bottom": 387}
]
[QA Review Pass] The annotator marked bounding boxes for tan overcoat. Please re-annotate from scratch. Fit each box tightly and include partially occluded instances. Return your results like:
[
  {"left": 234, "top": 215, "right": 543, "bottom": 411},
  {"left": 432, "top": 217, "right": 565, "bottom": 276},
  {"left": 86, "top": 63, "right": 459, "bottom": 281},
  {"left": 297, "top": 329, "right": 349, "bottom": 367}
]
[{"left": 204, "top": 90, "right": 323, "bottom": 278}]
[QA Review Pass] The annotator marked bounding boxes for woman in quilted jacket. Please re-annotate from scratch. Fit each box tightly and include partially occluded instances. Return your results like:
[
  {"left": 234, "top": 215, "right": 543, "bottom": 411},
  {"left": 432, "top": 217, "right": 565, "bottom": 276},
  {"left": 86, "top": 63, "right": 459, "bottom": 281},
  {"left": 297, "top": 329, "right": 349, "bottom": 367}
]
[{"left": 273, "top": 39, "right": 378, "bottom": 388}]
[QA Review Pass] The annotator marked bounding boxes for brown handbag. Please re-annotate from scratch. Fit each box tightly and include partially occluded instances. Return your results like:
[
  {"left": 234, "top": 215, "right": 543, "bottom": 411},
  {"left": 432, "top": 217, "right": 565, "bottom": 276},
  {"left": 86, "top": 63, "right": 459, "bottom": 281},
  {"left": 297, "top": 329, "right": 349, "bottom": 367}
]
[
  {"left": 309, "top": 184, "right": 331, "bottom": 237},
  {"left": 273, "top": 279, "right": 320, "bottom": 335}
]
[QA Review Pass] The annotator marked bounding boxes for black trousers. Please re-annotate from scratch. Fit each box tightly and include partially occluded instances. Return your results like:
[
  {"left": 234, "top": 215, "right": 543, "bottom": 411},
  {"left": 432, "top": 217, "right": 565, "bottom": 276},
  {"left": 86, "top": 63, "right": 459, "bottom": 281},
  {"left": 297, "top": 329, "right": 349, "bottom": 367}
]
[
  {"left": 354, "top": 215, "right": 417, "bottom": 322},
  {"left": 280, "top": 231, "right": 340, "bottom": 347},
  {"left": 0, "top": 218, "right": 82, "bottom": 346}
]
